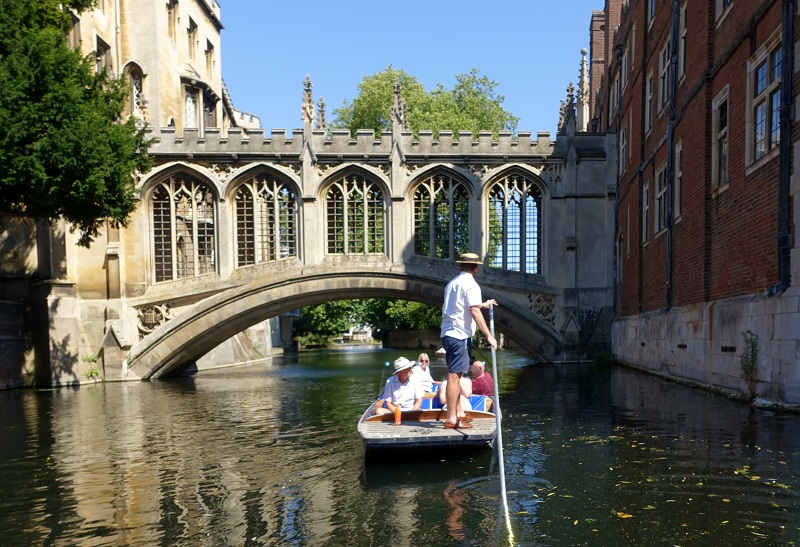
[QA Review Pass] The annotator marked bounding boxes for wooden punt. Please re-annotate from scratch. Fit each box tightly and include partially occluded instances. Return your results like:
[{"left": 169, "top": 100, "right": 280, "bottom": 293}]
[{"left": 357, "top": 406, "right": 497, "bottom": 452}]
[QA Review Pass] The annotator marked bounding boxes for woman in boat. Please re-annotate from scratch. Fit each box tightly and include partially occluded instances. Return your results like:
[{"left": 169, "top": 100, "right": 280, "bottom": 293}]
[
  {"left": 412, "top": 353, "right": 441, "bottom": 392},
  {"left": 373, "top": 357, "right": 424, "bottom": 416}
]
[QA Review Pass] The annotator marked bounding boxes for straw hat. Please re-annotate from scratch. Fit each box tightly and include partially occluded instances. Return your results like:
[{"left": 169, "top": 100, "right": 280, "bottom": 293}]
[
  {"left": 392, "top": 356, "right": 416, "bottom": 373},
  {"left": 456, "top": 252, "right": 482, "bottom": 264}
]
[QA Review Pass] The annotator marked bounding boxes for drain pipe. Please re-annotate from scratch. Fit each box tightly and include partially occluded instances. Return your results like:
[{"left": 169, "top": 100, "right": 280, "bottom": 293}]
[
  {"left": 612, "top": 43, "right": 623, "bottom": 317},
  {"left": 665, "top": 0, "right": 680, "bottom": 309},
  {"left": 774, "top": 0, "right": 794, "bottom": 293}
]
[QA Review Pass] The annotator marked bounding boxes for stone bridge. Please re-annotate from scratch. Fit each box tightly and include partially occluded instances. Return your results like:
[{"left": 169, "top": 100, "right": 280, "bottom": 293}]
[{"left": 116, "top": 100, "right": 616, "bottom": 379}]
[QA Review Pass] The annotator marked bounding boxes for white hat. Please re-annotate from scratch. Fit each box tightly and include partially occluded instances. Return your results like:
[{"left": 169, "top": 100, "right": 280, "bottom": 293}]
[{"left": 393, "top": 357, "right": 415, "bottom": 373}]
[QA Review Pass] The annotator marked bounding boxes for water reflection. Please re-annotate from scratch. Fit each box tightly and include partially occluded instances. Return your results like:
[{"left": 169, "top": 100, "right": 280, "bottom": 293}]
[{"left": 0, "top": 349, "right": 799, "bottom": 545}]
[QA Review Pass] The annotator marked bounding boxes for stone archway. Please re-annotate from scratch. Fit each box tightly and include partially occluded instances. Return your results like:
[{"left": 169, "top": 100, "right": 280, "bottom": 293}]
[{"left": 126, "top": 270, "right": 563, "bottom": 380}]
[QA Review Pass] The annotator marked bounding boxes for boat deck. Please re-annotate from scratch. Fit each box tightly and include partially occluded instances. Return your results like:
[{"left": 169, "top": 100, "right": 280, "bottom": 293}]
[{"left": 358, "top": 409, "right": 497, "bottom": 451}]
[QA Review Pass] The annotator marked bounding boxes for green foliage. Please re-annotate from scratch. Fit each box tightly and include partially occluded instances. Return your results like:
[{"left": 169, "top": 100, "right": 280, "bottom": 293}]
[
  {"left": 332, "top": 66, "right": 518, "bottom": 139},
  {"left": 294, "top": 300, "right": 366, "bottom": 337},
  {"left": 294, "top": 333, "right": 333, "bottom": 349},
  {"left": 740, "top": 330, "right": 758, "bottom": 382},
  {"left": 293, "top": 298, "right": 441, "bottom": 341},
  {"left": 85, "top": 365, "right": 101, "bottom": 381},
  {"left": 0, "top": 0, "right": 152, "bottom": 247}
]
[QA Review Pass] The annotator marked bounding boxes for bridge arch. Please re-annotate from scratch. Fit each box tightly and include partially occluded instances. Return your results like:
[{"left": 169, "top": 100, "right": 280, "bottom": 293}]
[{"left": 125, "top": 269, "right": 563, "bottom": 380}]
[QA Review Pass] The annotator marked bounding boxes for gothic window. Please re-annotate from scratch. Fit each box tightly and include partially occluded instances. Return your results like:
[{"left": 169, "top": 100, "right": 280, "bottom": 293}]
[
  {"left": 185, "top": 88, "right": 197, "bottom": 128},
  {"left": 234, "top": 174, "right": 298, "bottom": 267},
  {"left": 412, "top": 173, "right": 470, "bottom": 259},
  {"left": 488, "top": 173, "right": 542, "bottom": 274},
  {"left": 325, "top": 173, "right": 385, "bottom": 255},
  {"left": 151, "top": 174, "right": 216, "bottom": 282},
  {"left": 126, "top": 65, "right": 145, "bottom": 119}
]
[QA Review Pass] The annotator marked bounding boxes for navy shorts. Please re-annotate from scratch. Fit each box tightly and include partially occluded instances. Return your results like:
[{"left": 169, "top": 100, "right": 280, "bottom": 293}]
[{"left": 441, "top": 336, "right": 471, "bottom": 376}]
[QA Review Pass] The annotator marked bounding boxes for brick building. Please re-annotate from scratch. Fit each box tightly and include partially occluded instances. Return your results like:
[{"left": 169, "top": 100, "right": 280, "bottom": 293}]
[{"left": 591, "top": 0, "right": 800, "bottom": 404}]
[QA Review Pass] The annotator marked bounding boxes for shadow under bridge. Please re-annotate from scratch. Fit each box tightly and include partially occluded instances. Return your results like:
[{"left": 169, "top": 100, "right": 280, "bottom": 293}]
[{"left": 125, "top": 269, "right": 563, "bottom": 379}]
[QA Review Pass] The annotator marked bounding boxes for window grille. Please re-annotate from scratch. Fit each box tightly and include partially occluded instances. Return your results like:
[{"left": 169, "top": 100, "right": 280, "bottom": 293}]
[
  {"left": 235, "top": 175, "right": 298, "bottom": 266},
  {"left": 488, "top": 174, "right": 542, "bottom": 274},
  {"left": 151, "top": 175, "right": 216, "bottom": 282},
  {"left": 325, "top": 173, "right": 385, "bottom": 255},
  {"left": 412, "top": 174, "right": 469, "bottom": 259}
]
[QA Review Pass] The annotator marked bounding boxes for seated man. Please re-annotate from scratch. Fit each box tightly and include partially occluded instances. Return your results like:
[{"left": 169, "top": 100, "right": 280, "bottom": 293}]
[
  {"left": 412, "top": 352, "right": 441, "bottom": 392},
  {"left": 470, "top": 360, "right": 493, "bottom": 411},
  {"left": 373, "top": 357, "right": 424, "bottom": 415}
]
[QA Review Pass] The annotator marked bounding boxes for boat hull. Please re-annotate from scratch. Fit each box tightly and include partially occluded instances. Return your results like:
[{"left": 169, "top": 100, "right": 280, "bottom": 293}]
[{"left": 358, "top": 408, "right": 497, "bottom": 452}]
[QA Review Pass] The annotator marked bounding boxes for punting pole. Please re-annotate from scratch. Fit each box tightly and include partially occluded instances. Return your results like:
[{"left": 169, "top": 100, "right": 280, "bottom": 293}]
[{"left": 489, "top": 305, "right": 514, "bottom": 544}]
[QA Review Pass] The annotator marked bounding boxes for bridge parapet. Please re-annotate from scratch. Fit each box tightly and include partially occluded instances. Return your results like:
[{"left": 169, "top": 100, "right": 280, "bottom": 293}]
[{"left": 147, "top": 127, "right": 574, "bottom": 159}]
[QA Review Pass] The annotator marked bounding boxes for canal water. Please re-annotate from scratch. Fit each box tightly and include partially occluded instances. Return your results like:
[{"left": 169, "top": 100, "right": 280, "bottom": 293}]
[{"left": 2, "top": 348, "right": 800, "bottom": 546}]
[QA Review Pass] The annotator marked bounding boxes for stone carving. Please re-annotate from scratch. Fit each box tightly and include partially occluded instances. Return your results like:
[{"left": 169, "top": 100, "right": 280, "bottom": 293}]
[
  {"left": 377, "top": 163, "right": 390, "bottom": 176},
  {"left": 406, "top": 163, "right": 422, "bottom": 174},
  {"left": 470, "top": 164, "right": 490, "bottom": 178},
  {"left": 317, "top": 163, "right": 333, "bottom": 176},
  {"left": 391, "top": 79, "right": 408, "bottom": 130},
  {"left": 541, "top": 163, "right": 563, "bottom": 185},
  {"left": 210, "top": 163, "right": 234, "bottom": 180},
  {"left": 529, "top": 293, "right": 556, "bottom": 324},
  {"left": 301, "top": 75, "right": 314, "bottom": 123},
  {"left": 278, "top": 162, "right": 301, "bottom": 176},
  {"left": 317, "top": 97, "right": 327, "bottom": 130},
  {"left": 136, "top": 303, "right": 174, "bottom": 339}
]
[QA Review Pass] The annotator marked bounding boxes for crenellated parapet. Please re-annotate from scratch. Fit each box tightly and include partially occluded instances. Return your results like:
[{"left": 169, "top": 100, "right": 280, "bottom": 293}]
[{"left": 145, "top": 126, "right": 614, "bottom": 163}]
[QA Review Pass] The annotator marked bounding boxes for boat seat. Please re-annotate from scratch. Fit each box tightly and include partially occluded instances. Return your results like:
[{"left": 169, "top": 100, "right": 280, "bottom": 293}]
[
  {"left": 468, "top": 395, "right": 487, "bottom": 411},
  {"left": 420, "top": 396, "right": 444, "bottom": 410}
]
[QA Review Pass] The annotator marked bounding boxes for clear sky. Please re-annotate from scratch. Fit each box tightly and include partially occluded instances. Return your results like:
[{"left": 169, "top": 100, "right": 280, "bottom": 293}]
[{"left": 220, "top": 1, "right": 602, "bottom": 137}]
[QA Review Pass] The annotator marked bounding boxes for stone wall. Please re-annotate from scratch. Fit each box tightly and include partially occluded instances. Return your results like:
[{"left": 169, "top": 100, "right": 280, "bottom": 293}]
[{"left": 612, "top": 286, "right": 800, "bottom": 407}]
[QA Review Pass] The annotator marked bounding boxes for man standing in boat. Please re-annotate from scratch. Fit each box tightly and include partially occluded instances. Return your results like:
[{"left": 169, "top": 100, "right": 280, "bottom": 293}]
[{"left": 440, "top": 253, "right": 497, "bottom": 429}]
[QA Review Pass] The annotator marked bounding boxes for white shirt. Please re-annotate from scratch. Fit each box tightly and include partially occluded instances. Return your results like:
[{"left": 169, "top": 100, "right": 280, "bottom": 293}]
[
  {"left": 381, "top": 373, "right": 424, "bottom": 411},
  {"left": 412, "top": 365, "right": 434, "bottom": 392},
  {"left": 441, "top": 271, "right": 482, "bottom": 340}
]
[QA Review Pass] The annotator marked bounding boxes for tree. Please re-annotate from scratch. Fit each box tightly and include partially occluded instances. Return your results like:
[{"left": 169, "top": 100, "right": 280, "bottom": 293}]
[
  {"left": 332, "top": 67, "right": 519, "bottom": 138},
  {"left": 0, "top": 0, "right": 152, "bottom": 247},
  {"left": 362, "top": 299, "right": 441, "bottom": 341}
]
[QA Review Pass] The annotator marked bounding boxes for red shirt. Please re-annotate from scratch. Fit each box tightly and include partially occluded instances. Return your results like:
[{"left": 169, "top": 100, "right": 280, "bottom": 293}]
[{"left": 472, "top": 372, "right": 494, "bottom": 396}]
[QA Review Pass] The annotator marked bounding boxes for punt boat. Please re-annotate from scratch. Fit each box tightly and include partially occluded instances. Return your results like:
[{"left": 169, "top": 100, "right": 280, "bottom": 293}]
[{"left": 357, "top": 393, "right": 497, "bottom": 453}]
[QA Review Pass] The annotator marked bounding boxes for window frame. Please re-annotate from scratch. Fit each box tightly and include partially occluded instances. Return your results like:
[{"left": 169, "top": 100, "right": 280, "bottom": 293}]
[
  {"left": 658, "top": 38, "right": 671, "bottom": 113},
  {"left": 711, "top": 85, "right": 729, "bottom": 192},
  {"left": 655, "top": 164, "right": 667, "bottom": 233},
  {"left": 747, "top": 36, "right": 781, "bottom": 165}
]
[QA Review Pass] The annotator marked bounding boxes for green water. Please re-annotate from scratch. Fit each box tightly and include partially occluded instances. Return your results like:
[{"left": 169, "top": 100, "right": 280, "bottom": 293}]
[{"left": 1, "top": 348, "right": 799, "bottom": 546}]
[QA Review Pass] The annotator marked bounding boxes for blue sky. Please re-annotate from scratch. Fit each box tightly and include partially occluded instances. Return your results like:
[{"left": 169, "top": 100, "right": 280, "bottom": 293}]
[{"left": 220, "top": 1, "right": 601, "bottom": 136}]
